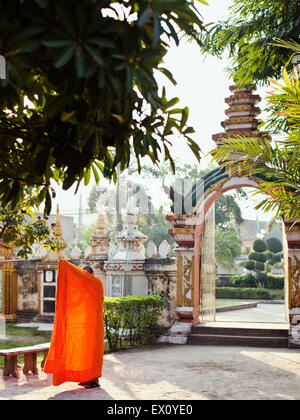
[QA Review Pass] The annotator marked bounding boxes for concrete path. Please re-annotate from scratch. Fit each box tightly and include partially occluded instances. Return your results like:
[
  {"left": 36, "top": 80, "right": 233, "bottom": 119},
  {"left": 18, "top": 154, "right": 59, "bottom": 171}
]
[
  {"left": 215, "top": 303, "right": 287, "bottom": 324},
  {"left": 1, "top": 344, "right": 300, "bottom": 400},
  {"left": 14, "top": 302, "right": 288, "bottom": 333},
  {"left": 1, "top": 304, "right": 298, "bottom": 400}
]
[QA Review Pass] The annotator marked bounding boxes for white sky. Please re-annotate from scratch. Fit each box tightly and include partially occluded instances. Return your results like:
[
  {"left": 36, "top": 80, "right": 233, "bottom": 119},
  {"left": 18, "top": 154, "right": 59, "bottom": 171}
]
[{"left": 52, "top": 0, "right": 278, "bottom": 225}]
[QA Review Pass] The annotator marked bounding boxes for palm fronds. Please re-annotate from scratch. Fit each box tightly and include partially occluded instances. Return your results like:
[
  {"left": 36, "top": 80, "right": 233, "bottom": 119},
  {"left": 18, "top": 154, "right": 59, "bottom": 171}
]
[{"left": 211, "top": 44, "right": 300, "bottom": 219}]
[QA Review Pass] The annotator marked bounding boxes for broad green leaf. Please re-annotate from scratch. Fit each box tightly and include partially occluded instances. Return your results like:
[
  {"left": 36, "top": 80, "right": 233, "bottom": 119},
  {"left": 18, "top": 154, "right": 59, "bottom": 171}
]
[
  {"left": 180, "top": 106, "right": 189, "bottom": 128},
  {"left": 157, "top": 67, "right": 177, "bottom": 86},
  {"left": 75, "top": 46, "right": 86, "bottom": 78},
  {"left": 91, "top": 164, "right": 100, "bottom": 184},
  {"left": 111, "top": 114, "right": 124, "bottom": 124},
  {"left": 165, "top": 97, "right": 180, "bottom": 109},
  {"left": 84, "top": 168, "right": 91, "bottom": 186},
  {"left": 45, "top": 190, "right": 52, "bottom": 215},
  {"left": 84, "top": 44, "right": 104, "bottom": 66},
  {"left": 153, "top": 14, "right": 162, "bottom": 44},
  {"left": 42, "top": 40, "right": 74, "bottom": 48},
  {"left": 54, "top": 45, "right": 76, "bottom": 68},
  {"left": 61, "top": 110, "right": 76, "bottom": 121},
  {"left": 17, "top": 40, "right": 40, "bottom": 53}
]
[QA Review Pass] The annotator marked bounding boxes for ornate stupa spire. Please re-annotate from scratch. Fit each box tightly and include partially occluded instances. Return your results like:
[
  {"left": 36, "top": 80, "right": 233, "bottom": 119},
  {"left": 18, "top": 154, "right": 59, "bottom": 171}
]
[
  {"left": 112, "top": 197, "right": 147, "bottom": 261},
  {"left": 88, "top": 194, "right": 110, "bottom": 259},
  {"left": 212, "top": 83, "right": 272, "bottom": 146},
  {"left": 43, "top": 204, "right": 68, "bottom": 261}
]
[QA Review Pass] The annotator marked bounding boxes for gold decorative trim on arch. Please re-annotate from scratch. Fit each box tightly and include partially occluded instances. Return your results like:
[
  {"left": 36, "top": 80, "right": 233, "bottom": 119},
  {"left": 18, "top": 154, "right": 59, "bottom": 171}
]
[
  {"left": 172, "top": 228, "right": 194, "bottom": 235},
  {"left": 176, "top": 255, "right": 195, "bottom": 307},
  {"left": 289, "top": 256, "right": 300, "bottom": 309}
]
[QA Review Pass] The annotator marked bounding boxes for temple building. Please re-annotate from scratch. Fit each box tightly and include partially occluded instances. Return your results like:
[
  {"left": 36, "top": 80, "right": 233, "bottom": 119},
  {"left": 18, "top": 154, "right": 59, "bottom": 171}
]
[
  {"left": 0, "top": 82, "right": 299, "bottom": 347},
  {"left": 0, "top": 201, "right": 177, "bottom": 328}
]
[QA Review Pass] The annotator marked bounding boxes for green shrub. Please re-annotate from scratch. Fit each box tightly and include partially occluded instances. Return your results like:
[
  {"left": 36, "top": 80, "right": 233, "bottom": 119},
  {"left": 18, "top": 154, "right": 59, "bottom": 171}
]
[
  {"left": 216, "top": 287, "right": 272, "bottom": 299},
  {"left": 264, "top": 275, "right": 284, "bottom": 289},
  {"left": 231, "top": 273, "right": 256, "bottom": 287},
  {"left": 255, "top": 261, "right": 265, "bottom": 271},
  {"left": 258, "top": 253, "right": 268, "bottom": 263},
  {"left": 249, "top": 251, "right": 261, "bottom": 261},
  {"left": 266, "top": 237, "right": 283, "bottom": 254},
  {"left": 244, "top": 260, "right": 255, "bottom": 271},
  {"left": 230, "top": 273, "right": 284, "bottom": 289},
  {"left": 253, "top": 239, "right": 267, "bottom": 253},
  {"left": 103, "top": 295, "right": 163, "bottom": 351},
  {"left": 256, "top": 271, "right": 268, "bottom": 284}
]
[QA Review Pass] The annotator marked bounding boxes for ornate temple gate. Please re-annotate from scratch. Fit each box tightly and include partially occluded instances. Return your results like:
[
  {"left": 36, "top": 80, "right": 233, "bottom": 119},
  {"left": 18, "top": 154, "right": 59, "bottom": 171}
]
[
  {"left": 166, "top": 83, "right": 300, "bottom": 348},
  {"left": 200, "top": 204, "right": 216, "bottom": 324}
]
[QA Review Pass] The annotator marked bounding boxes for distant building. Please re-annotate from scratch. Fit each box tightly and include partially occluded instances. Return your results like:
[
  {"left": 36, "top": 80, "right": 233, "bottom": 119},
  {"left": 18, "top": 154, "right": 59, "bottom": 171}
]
[{"left": 239, "top": 218, "right": 283, "bottom": 254}]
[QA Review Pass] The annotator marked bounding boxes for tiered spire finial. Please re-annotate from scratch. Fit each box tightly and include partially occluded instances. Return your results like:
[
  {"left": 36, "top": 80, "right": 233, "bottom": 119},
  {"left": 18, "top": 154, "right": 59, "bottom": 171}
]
[
  {"left": 212, "top": 83, "right": 271, "bottom": 145},
  {"left": 89, "top": 193, "right": 110, "bottom": 258},
  {"left": 43, "top": 204, "right": 67, "bottom": 261},
  {"left": 111, "top": 197, "right": 147, "bottom": 261}
]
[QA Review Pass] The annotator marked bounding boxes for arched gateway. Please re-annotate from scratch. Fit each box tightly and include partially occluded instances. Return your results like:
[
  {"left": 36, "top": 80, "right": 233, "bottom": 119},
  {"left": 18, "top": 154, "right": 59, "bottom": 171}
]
[{"left": 167, "top": 84, "right": 300, "bottom": 348}]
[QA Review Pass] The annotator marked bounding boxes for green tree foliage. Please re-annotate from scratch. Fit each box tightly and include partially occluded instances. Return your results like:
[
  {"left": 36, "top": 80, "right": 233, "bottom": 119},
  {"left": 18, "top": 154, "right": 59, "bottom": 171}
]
[
  {"left": 198, "top": 0, "right": 300, "bottom": 85},
  {"left": 243, "top": 239, "right": 268, "bottom": 287},
  {"left": 215, "top": 193, "right": 244, "bottom": 230},
  {"left": 0, "top": 0, "right": 207, "bottom": 213},
  {"left": 137, "top": 207, "right": 174, "bottom": 250},
  {"left": 265, "top": 237, "right": 283, "bottom": 267},
  {"left": 215, "top": 228, "right": 242, "bottom": 271},
  {"left": 69, "top": 223, "right": 96, "bottom": 259},
  {"left": 242, "top": 237, "right": 283, "bottom": 287},
  {"left": 0, "top": 191, "right": 58, "bottom": 258}
]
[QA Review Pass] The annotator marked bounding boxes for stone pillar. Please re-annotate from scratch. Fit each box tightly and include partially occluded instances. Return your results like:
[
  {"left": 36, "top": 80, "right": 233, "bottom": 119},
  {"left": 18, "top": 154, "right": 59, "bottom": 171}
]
[
  {"left": 16, "top": 261, "right": 39, "bottom": 321},
  {"left": 284, "top": 219, "right": 300, "bottom": 348},
  {"left": 1, "top": 262, "right": 18, "bottom": 322},
  {"left": 167, "top": 214, "right": 196, "bottom": 323},
  {"left": 145, "top": 258, "right": 177, "bottom": 328}
]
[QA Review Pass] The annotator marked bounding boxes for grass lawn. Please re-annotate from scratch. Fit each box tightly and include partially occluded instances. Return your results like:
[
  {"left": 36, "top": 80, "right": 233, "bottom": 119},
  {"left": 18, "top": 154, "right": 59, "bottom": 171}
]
[
  {"left": 216, "top": 300, "right": 249, "bottom": 307},
  {"left": 0, "top": 324, "right": 52, "bottom": 369},
  {"left": 0, "top": 324, "right": 146, "bottom": 370}
]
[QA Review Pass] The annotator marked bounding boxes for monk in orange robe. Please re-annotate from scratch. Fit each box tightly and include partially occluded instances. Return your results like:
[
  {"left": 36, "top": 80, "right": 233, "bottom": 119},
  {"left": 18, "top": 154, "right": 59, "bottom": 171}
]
[{"left": 44, "top": 259, "right": 104, "bottom": 388}]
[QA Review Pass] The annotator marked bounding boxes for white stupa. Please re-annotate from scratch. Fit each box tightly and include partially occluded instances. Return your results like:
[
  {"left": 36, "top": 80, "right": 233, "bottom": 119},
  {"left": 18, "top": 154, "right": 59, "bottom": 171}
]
[{"left": 111, "top": 198, "right": 147, "bottom": 261}]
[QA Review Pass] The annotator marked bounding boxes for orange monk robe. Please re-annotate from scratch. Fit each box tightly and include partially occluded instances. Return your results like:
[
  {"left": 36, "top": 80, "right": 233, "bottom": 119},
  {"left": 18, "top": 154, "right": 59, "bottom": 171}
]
[{"left": 44, "top": 259, "right": 104, "bottom": 386}]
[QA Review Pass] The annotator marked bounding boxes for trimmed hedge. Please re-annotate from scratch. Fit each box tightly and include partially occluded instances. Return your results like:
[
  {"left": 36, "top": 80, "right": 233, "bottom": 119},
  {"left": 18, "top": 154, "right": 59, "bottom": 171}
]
[
  {"left": 216, "top": 287, "right": 272, "bottom": 300},
  {"left": 230, "top": 273, "right": 284, "bottom": 289},
  {"left": 103, "top": 295, "right": 163, "bottom": 351}
]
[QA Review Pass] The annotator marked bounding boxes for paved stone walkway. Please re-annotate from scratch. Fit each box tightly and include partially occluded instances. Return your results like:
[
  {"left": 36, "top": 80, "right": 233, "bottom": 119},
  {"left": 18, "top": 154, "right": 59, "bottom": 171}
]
[
  {"left": 1, "top": 344, "right": 300, "bottom": 400},
  {"left": 215, "top": 302, "right": 287, "bottom": 324},
  {"left": 1, "top": 304, "right": 298, "bottom": 400}
]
